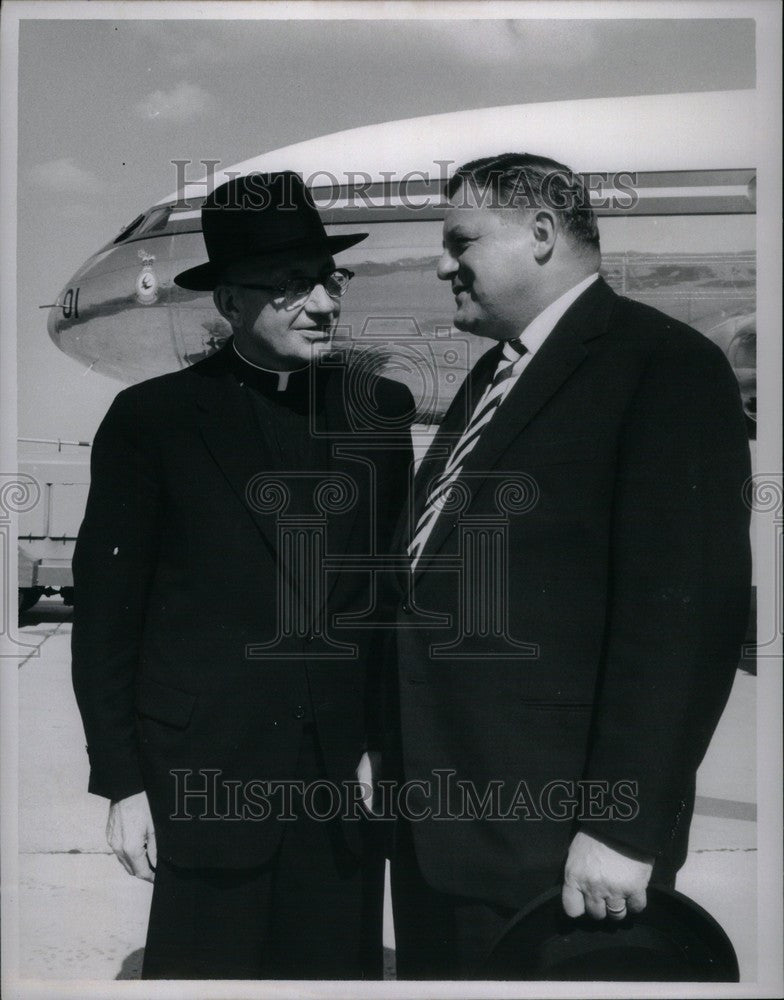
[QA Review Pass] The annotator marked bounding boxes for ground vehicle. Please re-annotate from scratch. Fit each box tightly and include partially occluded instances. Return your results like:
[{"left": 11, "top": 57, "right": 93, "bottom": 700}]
[{"left": 17, "top": 440, "right": 89, "bottom": 611}]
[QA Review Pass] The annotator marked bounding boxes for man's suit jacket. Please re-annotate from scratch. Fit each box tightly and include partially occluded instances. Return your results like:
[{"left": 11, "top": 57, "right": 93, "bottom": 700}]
[
  {"left": 391, "top": 277, "right": 751, "bottom": 910},
  {"left": 72, "top": 341, "right": 413, "bottom": 869}
]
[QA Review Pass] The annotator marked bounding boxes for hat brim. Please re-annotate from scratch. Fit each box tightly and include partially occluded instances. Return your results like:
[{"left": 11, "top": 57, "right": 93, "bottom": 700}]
[
  {"left": 482, "top": 886, "right": 739, "bottom": 982},
  {"left": 173, "top": 231, "right": 368, "bottom": 291}
]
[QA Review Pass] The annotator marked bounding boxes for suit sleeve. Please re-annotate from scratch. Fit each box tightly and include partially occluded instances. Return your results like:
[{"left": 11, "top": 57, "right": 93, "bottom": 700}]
[
  {"left": 71, "top": 389, "right": 161, "bottom": 801},
  {"left": 579, "top": 329, "right": 752, "bottom": 857}
]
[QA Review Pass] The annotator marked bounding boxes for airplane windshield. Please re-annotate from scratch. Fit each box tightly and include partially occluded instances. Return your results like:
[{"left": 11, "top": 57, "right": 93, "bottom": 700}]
[
  {"left": 134, "top": 207, "right": 172, "bottom": 237},
  {"left": 113, "top": 213, "right": 145, "bottom": 243}
]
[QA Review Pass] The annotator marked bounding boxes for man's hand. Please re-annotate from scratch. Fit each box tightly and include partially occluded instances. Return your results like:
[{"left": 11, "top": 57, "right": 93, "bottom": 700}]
[
  {"left": 106, "top": 790, "right": 157, "bottom": 883},
  {"left": 562, "top": 830, "right": 653, "bottom": 921},
  {"left": 355, "top": 750, "right": 382, "bottom": 816}
]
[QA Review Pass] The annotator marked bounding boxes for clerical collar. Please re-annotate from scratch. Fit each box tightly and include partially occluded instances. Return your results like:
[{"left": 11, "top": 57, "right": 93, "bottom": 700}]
[{"left": 232, "top": 342, "right": 310, "bottom": 392}]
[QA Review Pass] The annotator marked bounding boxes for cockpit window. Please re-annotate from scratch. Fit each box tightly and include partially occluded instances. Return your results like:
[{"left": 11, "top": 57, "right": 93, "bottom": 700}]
[
  {"left": 135, "top": 207, "right": 172, "bottom": 236},
  {"left": 114, "top": 208, "right": 173, "bottom": 244},
  {"left": 114, "top": 213, "right": 145, "bottom": 244}
]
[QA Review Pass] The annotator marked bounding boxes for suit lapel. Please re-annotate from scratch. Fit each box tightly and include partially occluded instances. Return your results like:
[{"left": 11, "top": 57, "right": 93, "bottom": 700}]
[
  {"left": 389, "top": 345, "right": 499, "bottom": 563},
  {"left": 459, "top": 327, "right": 588, "bottom": 478},
  {"left": 194, "top": 349, "right": 364, "bottom": 620},
  {"left": 414, "top": 278, "right": 616, "bottom": 577},
  {"left": 320, "top": 366, "right": 362, "bottom": 591},
  {"left": 412, "top": 345, "right": 499, "bottom": 520},
  {"left": 193, "top": 347, "right": 281, "bottom": 557}
]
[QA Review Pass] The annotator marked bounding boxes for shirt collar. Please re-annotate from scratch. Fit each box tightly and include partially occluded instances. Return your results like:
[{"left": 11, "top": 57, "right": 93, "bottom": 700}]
[
  {"left": 232, "top": 342, "right": 309, "bottom": 392},
  {"left": 518, "top": 273, "right": 600, "bottom": 358}
]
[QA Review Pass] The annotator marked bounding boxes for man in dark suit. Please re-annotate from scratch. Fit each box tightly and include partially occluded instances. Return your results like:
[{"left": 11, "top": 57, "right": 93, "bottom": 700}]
[
  {"left": 390, "top": 153, "right": 751, "bottom": 978},
  {"left": 72, "top": 172, "right": 413, "bottom": 979}
]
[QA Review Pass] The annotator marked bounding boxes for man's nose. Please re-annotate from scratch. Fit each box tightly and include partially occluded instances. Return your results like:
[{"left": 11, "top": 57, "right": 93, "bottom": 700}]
[
  {"left": 437, "top": 250, "right": 458, "bottom": 282},
  {"left": 304, "top": 281, "right": 339, "bottom": 314}
]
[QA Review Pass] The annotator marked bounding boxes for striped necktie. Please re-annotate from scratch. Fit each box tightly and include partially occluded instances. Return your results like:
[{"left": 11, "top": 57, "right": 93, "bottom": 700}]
[{"left": 408, "top": 338, "right": 527, "bottom": 567}]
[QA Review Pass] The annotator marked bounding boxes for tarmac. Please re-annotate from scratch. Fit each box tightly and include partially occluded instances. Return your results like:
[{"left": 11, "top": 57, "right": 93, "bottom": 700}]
[{"left": 10, "top": 598, "right": 758, "bottom": 986}]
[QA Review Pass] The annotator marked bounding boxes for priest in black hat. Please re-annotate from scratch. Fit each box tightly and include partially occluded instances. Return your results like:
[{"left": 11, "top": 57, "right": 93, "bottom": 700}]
[{"left": 72, "top": 172, "right": 414, "bottom": 979}]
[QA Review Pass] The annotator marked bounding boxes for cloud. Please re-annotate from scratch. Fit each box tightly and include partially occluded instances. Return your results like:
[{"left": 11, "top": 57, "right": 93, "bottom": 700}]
[
  {"left": 30, "top": 157, "right": 100, "bottom": 193},
  {"left": 135, "top": 82, "right": 217, "bottom": 122}
]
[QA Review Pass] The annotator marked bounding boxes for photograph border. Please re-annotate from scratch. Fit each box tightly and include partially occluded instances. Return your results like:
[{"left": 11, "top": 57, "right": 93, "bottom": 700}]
[{"left": 2, "top": 2, "right": 781, "bottom": 998}]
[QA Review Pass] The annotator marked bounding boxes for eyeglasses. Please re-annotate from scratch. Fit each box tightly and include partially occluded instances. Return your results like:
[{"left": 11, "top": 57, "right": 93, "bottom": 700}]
[{"left": 235, "top": 267, "right": 354, "bottom": 308}]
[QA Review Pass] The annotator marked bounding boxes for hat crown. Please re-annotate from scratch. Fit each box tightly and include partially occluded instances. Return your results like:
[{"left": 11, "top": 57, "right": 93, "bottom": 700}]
[
  {"left": 202, "top": 172, "right": 327, "bottom": 264},
  {"left": 173, "top": 171, "right": 368, "bottom": 291}
]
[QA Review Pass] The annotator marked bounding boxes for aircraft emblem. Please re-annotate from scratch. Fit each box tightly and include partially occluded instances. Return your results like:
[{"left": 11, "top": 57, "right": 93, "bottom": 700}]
[{"left": 135, "top": 264, "right": 159, "bottom": 305}]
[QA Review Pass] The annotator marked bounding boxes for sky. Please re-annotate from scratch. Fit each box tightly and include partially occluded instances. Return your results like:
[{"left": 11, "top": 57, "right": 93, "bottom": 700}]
[{"left": 10, "top": 5, "right": 758, "bottom": 440}]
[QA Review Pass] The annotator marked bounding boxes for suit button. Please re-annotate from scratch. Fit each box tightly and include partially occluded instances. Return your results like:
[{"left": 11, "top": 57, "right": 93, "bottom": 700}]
[
  {"left": 402, "top": 601, "right": 411, "bottom": 614},
  {"left": 293, "top": 706, "right": 305, "bottom": 719},
  {"left": 306, "top": 634, "right": 315, "bottom": 643}
]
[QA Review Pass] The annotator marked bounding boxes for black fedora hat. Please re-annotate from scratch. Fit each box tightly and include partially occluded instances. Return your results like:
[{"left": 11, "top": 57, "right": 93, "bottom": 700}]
[
  {"left": 482, "top": 886, "right": 739, "bottom": 982},
  {"left": 174, "top": 171, "right": 368, "bottom": 291}
]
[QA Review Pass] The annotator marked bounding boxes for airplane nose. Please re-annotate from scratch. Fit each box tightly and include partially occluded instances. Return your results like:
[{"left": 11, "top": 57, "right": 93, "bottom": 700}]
[{"left": 46, "top": 297, "right": 62, "bottom": 347}]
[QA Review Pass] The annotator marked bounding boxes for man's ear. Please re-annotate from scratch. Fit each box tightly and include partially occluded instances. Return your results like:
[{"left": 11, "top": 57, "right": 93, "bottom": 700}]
[
  {"left": 530, "top": 210, "right": 557, "bottom": 262},
  {"left": 213, "top": 284, "right": 243, "bottom": 326}
]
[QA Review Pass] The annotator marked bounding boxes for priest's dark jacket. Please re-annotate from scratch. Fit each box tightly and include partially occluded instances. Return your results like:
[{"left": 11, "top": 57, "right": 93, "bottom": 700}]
[{"left": 72, "top": 340, "right": 414, "bottom": 868}]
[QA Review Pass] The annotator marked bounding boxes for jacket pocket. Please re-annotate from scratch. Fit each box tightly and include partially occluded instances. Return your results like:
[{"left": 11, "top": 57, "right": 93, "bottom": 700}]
[{"left": 136, "top": 676, "right": 197, "bottom": 729}]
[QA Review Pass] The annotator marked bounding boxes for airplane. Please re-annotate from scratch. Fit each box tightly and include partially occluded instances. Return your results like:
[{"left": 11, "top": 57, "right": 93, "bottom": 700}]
[{"left": 19, "top": 89, "right": 758, "bottom": 611}]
